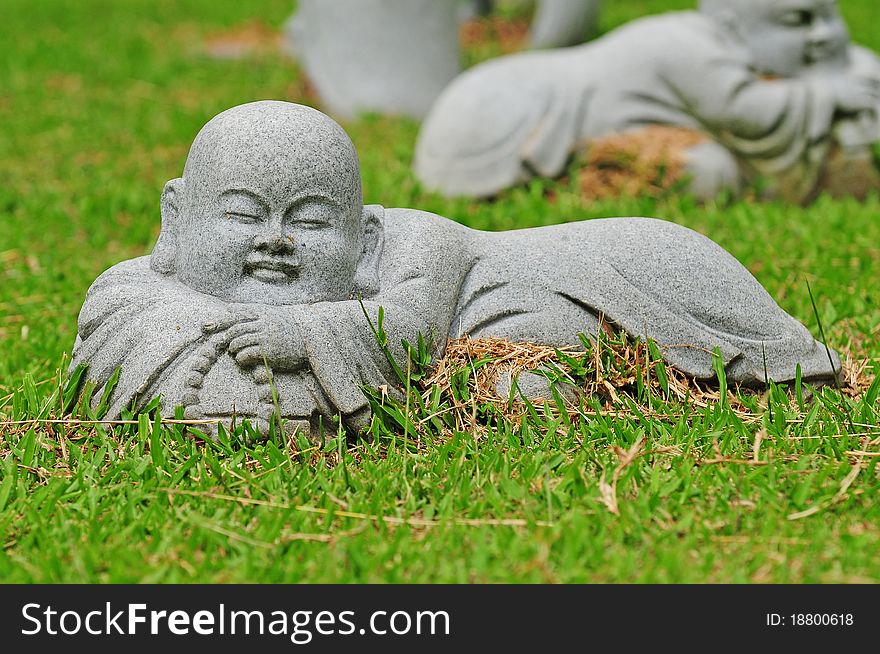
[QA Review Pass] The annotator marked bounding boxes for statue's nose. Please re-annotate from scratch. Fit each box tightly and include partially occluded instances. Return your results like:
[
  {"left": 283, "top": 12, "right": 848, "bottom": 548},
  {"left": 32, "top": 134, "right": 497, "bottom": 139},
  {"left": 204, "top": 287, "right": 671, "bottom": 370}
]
[
  {"left": 254, "top": 224, "right": 295, "bottom": 254},
  {"left": 809, "top": 18, "right": 834, "bottom": 46}
]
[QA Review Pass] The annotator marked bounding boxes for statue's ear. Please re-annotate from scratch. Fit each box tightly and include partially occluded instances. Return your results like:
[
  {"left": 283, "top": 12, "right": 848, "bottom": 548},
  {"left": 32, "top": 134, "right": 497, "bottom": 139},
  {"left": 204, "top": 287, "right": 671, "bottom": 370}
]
[
  {"left": 353, "top": 204, "right": 385, "bottom": 297},
  {"left": 151, "top": 178, "right": 184, "bottom": 275}
]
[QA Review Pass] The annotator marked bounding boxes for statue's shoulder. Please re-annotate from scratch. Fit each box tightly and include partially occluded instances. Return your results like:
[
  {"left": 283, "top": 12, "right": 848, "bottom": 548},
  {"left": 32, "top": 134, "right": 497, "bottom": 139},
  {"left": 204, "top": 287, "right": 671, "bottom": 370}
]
[
  {"left": 607, "top": 10, "right": 705, "bottom": 38},
  {"left": 375, "top": 208, "right": 476, "bottom": 281},
  {"left": 90, "top": 255, "right": 152, "bottom": 286},
  {"left": 382, "top": 207, "right": 474, "bottom": 243},
  {"left": 87, "top": 255, "right": 175, "bottom": 298}
]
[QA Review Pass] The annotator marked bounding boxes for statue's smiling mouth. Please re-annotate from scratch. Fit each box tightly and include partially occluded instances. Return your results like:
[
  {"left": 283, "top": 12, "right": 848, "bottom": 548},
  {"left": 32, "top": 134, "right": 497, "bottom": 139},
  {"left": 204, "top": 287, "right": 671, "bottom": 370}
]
[{"left": 245, "top": 257, "right": 300, "bottom": 283}]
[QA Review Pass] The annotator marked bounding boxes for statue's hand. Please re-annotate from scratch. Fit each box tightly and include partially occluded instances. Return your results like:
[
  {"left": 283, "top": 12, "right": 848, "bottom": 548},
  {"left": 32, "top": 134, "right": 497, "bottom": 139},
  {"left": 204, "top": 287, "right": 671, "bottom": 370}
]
[
  {"left": 203, "top": 312, "right": 307, "bottom": 371},
  {"left": 830, "top": 74, "right": 880, "bottom": 115}
]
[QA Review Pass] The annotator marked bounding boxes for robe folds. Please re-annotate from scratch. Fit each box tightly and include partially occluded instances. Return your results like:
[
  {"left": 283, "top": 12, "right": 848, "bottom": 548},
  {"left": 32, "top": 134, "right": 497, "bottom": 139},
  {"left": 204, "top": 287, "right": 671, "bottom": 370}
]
[
  {"left": 416, "top": 11, "right": 879, "bottom": 201},
  {"left": 72, "top": 209, "right": 838, "bottom": 434}
]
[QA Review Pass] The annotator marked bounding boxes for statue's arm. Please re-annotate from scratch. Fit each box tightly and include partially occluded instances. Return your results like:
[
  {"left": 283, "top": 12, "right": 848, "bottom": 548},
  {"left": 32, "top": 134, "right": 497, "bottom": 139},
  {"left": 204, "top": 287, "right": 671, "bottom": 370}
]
[
  {"left": 658, "top": 30, "right": 836, "bottom": 143},
  {"left": 71, "top": 258, "right": 233, "bottom": 416},
  {"left": 690, "top": 69, "right": 834, "bottom": 141},
  {"left": 265, "top": 295, "right": 440, "bottom": 425},
  {"left": 293, "top": 217, "right": 473, "bottom": 416}
]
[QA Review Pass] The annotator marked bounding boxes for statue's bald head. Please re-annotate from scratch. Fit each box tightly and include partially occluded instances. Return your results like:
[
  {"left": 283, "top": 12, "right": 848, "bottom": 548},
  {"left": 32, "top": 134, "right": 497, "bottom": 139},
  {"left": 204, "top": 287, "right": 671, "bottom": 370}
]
[
  {"left": 182, "top": 100, "right": 362, "bottom": 218},
  {"left": 154, "top": 101, "right": 384, "bottom": 306},
  {"left": 699, "top": 0, "right": 847, "bottom": 76}
]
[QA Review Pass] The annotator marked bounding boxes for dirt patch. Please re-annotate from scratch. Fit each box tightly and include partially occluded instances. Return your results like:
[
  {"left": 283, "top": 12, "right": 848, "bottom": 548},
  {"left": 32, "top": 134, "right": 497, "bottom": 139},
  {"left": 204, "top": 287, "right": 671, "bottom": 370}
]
[
  {"left": 575, "top": 126, "right": 707, "bottom": 200},
  {"left": 203, "top": 21, "right": 281, "bottom": 60},
  {"left": 817, "top": 142, "right": 880, "bottom": 201},
  {"left": 459, "top": 16, "right": 530, "bottom": 56}
]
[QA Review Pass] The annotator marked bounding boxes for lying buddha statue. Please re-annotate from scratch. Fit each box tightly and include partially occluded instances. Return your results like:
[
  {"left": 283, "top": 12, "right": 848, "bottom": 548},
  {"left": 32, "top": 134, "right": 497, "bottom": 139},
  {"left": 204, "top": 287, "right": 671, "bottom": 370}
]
[
  {"left": 415, "top": 0, "right": 880, "bottom": 202},
  {"left": 71, "top": 101, "right": 839, "bottom": 437}
]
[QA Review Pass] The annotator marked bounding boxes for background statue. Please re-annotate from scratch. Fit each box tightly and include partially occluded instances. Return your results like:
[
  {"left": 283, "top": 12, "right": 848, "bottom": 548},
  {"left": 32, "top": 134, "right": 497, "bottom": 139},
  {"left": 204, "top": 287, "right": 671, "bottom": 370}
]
[
  {"left": 284, "top": 0, "right": 462, "bottom": 120},
  {"left": 285, "top": 0, "right": 602, "bottom": 120},
  {"left": 71, "top": 102, "right": 839, "bottom": 438},
  {"left": 415, "top": 0, "right": 880, "bottom": 202}
]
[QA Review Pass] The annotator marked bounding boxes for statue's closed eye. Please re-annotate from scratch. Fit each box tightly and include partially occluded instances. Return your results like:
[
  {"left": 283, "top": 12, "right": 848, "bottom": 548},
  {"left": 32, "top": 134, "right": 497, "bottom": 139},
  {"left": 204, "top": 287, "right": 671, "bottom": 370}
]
[
  {"left": 292, "top": 216, "right": 331, "bottom": 228},
  {"left": 287, "top": 199, "right": 339, "bottom": 229},
  {"left": 220, "top": 189, "right": 270, "bottom": 223},
  {"left": 778, "top": 10, "right": 814, "bottom": 27},
  {"left": 226, "top": 211, "right": 264, "bottom": 224}
]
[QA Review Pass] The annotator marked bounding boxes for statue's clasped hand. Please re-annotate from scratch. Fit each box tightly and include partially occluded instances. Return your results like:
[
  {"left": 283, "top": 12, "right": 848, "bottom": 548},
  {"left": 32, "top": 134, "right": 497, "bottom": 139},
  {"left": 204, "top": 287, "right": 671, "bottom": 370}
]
[{"left": 202, "top": 310, "right": 307, "bottom": 372}]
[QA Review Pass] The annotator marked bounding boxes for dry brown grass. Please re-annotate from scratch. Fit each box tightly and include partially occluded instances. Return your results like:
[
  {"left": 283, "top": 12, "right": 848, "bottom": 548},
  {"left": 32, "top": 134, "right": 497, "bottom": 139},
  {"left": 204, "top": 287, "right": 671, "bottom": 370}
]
[
  {"left": 459, "top": 16, "right": 530, "bottom": 54},
  {"left": 422, "top": 331, "right": 874, "bottom": 437},
  {"left": 575, "top": 126, "right": 707, "bottom": 200},
  {"left": 202, "top": 21, "right": 281, "bottom": 60},
  {"left": 828, "top": 316, "right": 879, "bottom": 398}
]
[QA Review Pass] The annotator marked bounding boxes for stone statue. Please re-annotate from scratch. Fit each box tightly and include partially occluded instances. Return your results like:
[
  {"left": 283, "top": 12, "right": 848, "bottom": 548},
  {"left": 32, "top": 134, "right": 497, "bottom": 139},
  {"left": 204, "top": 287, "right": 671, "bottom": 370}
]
[
  {"left": 529, "top": 0, "right": 601, "bottom": 49},
  {"left": 284, "top": 0, "right": 462, "bottom": 120},
  {"left": 284, "top": 0, "right": 601, "bottom": 120},
  {"left": 71, "top": 101, "right": 839, "bottom": 438},
  {"left": 415, "top": 0, "right": 880, "bottom": 202}
]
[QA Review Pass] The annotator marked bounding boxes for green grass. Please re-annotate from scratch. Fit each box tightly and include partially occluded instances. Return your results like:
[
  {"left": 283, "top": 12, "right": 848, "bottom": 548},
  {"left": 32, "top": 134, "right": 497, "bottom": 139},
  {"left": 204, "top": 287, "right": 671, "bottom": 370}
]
[{"left": 1, "top": 0, "right": 879, "bottom": 583}]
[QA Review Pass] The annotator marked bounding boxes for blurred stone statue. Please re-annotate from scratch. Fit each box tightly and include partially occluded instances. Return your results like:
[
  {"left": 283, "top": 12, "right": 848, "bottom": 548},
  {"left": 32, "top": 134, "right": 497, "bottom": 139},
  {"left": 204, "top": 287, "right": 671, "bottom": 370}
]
[
  {"left": 530, "top": 0, "right": 600, "bottom": 48},
  {"left": 71, "top": 102, "right": 839, "bottom": 438},
  {"left": 415, "top": 0, "right": 880, "bottom": 202},
  {"left": 284, "top": 0, "right": 462, "bottom": 120},
  {"left": 284, "top": 0, "right": 601, "bottom": 120}
]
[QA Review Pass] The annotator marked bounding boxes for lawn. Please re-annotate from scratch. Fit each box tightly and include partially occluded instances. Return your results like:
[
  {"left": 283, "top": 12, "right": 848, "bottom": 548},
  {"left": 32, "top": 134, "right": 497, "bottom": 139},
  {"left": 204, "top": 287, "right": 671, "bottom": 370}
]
[{"left": 1, "top": 0, "right": 879, "bottom": 583}]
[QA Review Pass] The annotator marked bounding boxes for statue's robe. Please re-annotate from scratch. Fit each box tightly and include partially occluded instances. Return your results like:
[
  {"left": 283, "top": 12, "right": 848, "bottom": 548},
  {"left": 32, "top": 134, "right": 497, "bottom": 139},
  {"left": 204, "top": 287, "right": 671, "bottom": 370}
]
[
  {"left": 416, "top": 11, "right": 880, "bottom": 201},
  {"left": 459, "top": 216, "right": 838, "bottom": 384},
  {"left": 72, "top": 209, "right": 838, "bottom": 435}
]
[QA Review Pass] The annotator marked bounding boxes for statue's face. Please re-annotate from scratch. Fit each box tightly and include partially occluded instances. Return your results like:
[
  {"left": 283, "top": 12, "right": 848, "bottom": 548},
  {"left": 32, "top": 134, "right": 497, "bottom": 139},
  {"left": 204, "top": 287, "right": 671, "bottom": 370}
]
[
  {"left": 178, "top": 182, "right": 360, "bottom": 306},
  {"left": 172, "top": 126, "right": 364, "bottom": 306},
  {"left": 729, "top": 0, "right": 849, "bottom": 76}
]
